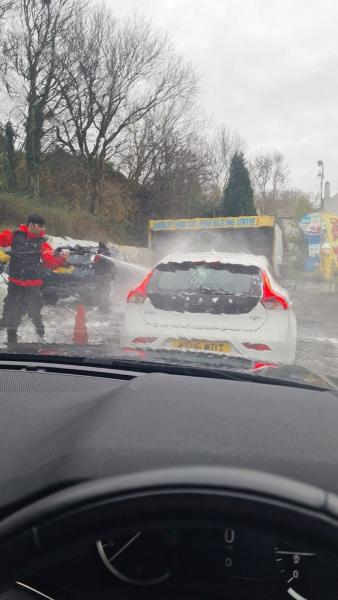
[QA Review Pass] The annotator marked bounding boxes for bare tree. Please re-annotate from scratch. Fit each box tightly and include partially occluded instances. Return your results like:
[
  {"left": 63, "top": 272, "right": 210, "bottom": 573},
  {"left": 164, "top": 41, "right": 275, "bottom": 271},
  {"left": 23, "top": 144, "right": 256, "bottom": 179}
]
[
  {"left": 54, "top": 7, "right": 197, "bottom": 213},
  {"left": 0, "top": 0, "right": 13, "bottom": 22},
  {"left": 143, "top": 132, "right": 211, "bottom": 219},
  {"left": 271, "top": 151, "right": 288, "bottom": 201},
  {"left": 250, "top": 151, "right": 289, "bottom": 215},
  {"left": 116, "top": 100, "right": 197, "bottom": 185},
  {"left": 114, "top": 99, "right": 214, "bottom": 218},
  {"left": 250, "top": 153, "right": 273, "bottom": 213},
  {"left": 206, "top": 126, "right": 244, "bottom": 198},
  {"left": 0, "top": 0, "right": 77, "bottom": 193}
]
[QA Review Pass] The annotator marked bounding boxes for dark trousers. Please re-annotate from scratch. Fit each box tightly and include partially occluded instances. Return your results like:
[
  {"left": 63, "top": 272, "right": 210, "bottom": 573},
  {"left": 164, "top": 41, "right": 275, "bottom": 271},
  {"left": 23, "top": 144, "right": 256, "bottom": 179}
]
[
  {"left": 2, "top": 283, "right": 45, "bottom": 343},
  {"left": 96, "top": 276, "right": 113, "bottom": 312}
]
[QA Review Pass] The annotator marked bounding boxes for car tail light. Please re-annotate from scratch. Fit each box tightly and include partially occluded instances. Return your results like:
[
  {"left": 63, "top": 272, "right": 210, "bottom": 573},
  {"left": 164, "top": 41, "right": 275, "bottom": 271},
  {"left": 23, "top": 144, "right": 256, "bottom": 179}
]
[
  {"left": 252, "top": 361, "right": 278, "bottom": 370},
  {"left": 261, "top": 271, "right": 289, "bottom": 310},
  {"left": 243, "top": 342, "right": 271, "bottom": 351},
  {"left": 122, "top": 347, "right": 146, "bottom": 358},
  {"left": 127, "top": 271, "right": 154, "bottom": 304},
  {"left": 132, "top": 337, "right": 157, "bottom": 344}
]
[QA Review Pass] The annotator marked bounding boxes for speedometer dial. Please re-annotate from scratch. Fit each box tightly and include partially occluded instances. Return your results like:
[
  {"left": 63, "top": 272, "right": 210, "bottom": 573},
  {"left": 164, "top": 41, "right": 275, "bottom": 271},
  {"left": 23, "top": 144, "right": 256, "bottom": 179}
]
[
  {"left": 274, "top": 543, "right": 338, "bottom": 599},
  {"left": 97, "top": 531, "right": 174, "bottom": 586},
  {"left": 274, "top": 547, "right": 316, "bottom": 599}
]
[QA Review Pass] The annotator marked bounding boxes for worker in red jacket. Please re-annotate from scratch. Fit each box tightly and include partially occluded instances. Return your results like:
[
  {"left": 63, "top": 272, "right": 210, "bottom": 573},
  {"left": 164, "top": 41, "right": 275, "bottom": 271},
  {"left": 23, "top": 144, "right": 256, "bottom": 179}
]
[{"left": 0, "top": 214, "right": 70, "bottom": 345}]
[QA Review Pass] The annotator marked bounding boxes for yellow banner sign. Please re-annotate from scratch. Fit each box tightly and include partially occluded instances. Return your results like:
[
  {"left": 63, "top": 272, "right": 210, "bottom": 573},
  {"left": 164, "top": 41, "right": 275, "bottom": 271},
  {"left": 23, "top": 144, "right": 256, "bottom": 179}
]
[
  {"left": 149, "top": 215, "right": 275, "bottom": 232},
  {"left": 324, "top": 213, "right": 338, "bottom": 265}
]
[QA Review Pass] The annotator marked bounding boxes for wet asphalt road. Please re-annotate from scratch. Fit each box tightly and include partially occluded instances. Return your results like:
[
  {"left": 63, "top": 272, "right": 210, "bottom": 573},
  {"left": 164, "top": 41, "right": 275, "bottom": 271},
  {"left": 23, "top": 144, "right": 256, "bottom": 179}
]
[
  {"left": 0, "top": 273, "right": 338, "bottom": 378},
  {"left": 0, "top": 299, "right": 124, "bottom": 350},
  {"left": 288, "top": 274, "right": 338, "bottom": 378}
]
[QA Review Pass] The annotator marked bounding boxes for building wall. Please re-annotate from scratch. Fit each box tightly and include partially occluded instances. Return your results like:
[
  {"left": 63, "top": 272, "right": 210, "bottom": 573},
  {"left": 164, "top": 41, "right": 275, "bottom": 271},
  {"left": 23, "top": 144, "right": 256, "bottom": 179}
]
[{"left": 324, "top": 195, "right": 338, "bottom": 215}]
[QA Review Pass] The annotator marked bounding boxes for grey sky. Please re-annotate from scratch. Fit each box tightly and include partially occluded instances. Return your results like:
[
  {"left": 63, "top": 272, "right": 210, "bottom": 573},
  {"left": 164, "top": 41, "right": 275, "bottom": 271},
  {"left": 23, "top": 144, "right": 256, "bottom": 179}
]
[{"left": 110, "top": 0, "right": 338, "bottom": 194}]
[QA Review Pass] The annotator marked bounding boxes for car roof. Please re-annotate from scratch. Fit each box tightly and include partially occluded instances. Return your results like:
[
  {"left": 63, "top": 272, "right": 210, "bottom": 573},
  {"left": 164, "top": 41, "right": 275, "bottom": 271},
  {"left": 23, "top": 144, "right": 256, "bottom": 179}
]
[{"left": 158, "top": 251, "right": 269, "bottom": 269}]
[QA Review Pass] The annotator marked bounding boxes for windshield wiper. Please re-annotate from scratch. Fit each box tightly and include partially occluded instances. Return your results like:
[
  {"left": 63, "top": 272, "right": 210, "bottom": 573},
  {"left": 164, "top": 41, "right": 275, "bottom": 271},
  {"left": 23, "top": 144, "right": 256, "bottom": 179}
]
[
  {"left": 134, "top": 362, "right": 334, "bottom": 392},
  {"left": 135, "top": 361, "right": 337, "bottom": 393},
  {"left": 0, "top": 351, "right": 334, "bottom": 393}
]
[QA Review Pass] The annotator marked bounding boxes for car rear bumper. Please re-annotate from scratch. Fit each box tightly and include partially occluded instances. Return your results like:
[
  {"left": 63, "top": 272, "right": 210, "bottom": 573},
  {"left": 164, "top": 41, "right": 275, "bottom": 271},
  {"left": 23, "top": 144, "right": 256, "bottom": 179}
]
[{"left": 120, "top": 309, "right": 297, "bottom": 364}]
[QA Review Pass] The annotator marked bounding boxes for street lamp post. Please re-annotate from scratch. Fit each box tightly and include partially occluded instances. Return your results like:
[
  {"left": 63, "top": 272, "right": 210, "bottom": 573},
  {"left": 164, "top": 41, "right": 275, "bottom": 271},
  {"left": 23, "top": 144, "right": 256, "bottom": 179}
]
[{"left": 317, "top": 160, "right": 324, "bottom": 252}]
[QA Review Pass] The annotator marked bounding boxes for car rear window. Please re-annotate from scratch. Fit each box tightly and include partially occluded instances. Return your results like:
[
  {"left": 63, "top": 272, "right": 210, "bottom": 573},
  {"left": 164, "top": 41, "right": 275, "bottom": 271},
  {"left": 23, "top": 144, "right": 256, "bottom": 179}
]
[
  {"left": 146, "top": 262, "right": 263, "bottom": 315},
  {"left": 149, "top": 262, "right": 262, "bottom": 296}
]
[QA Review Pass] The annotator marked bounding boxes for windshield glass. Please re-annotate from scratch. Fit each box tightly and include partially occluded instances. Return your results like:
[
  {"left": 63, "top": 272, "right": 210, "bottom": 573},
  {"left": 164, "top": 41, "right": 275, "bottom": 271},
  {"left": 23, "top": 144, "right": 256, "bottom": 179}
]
[{"left": 0, "top": 0, "right": 336, "bottom": 388}]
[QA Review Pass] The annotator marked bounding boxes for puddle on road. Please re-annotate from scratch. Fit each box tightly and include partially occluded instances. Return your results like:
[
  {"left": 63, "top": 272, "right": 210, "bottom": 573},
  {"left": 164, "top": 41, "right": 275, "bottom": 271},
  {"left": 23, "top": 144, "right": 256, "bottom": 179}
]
[
  {"left": 0, "top": 301, "right": 125, "bottom": 349},
  {"left": 300, "top": 336, "right": 338, "bottom": 345}
]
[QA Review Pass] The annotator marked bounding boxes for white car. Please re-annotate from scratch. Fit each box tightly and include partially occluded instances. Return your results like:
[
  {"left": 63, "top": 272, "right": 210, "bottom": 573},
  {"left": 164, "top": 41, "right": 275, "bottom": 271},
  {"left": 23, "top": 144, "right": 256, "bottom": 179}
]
[
  {"left": 0, "top": 257, "right": 8, "bottom": 309},
  {"left": 120, "top": 252, "right": 297, "bottom": 364}
]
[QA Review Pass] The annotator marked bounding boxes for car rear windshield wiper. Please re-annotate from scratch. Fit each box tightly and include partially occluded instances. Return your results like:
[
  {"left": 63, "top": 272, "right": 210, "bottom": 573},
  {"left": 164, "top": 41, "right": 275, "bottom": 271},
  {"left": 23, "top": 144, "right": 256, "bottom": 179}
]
[
  {"left": 197, "top": 287, "right": 259, "bottom": 296},
  {"left": 198, "top": 287, "right": 231, "bottom": 294}
]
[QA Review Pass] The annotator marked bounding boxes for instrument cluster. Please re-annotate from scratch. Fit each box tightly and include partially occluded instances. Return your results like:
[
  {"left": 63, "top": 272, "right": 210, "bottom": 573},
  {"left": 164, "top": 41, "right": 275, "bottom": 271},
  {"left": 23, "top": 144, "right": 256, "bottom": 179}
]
[{"left": 97, "top": 523, "right": 338, "bottom": 599}]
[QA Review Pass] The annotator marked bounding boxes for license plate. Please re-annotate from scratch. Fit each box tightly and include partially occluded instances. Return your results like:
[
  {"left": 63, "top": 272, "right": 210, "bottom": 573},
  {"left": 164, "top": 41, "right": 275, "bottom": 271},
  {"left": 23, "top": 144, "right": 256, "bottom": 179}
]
[{"left": 170, "top": 339, "right": 232, "bottom": 353}]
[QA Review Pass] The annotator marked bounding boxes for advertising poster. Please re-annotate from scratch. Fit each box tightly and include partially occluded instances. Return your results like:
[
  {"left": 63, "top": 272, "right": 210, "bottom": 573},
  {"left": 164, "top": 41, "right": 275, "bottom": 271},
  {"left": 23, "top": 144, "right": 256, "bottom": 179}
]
[
  {"left": 299, "top": 213, "right": 321, "bottom": 271},
  {"left": 299, "top": 212, "right": 338, "bottom": 270}
]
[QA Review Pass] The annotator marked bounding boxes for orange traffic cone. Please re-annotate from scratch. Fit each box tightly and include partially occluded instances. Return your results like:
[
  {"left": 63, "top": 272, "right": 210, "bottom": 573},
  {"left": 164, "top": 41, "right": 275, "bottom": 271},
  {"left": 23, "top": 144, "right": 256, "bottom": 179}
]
[{"left": 72, "top": 304, "right": 88, "bottom": 344}]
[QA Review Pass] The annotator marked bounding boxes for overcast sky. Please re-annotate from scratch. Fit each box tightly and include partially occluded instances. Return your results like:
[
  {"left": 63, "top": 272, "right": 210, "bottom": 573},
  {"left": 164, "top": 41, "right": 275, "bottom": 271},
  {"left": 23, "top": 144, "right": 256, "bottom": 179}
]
[{"left": 110, "top": 0, "right": 338, "bottom": 194}]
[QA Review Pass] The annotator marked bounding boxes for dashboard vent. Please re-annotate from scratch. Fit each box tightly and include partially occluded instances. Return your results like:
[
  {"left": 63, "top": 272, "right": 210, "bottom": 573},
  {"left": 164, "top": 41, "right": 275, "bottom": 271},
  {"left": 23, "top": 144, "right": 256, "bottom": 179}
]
[{"left": 0, "top": 369, "right": 122, "bottom": 394}]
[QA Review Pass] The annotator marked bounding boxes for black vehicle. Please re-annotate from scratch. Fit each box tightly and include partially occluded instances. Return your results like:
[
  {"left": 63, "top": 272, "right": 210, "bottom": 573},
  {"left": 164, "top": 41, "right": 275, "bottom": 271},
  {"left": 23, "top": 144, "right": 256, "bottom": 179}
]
[
  {"left": 43, "top": 243, "right": 118, "bottom": 309},
  {"left": 2, "top": 243, "right": 118, "bottom": 310}
]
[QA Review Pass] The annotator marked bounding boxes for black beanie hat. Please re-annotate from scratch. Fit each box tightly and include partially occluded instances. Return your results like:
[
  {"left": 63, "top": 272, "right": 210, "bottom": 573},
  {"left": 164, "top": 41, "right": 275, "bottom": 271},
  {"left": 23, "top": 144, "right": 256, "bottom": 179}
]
[{"left": 27, "top": 214, "right": 46, "bottom": 226}]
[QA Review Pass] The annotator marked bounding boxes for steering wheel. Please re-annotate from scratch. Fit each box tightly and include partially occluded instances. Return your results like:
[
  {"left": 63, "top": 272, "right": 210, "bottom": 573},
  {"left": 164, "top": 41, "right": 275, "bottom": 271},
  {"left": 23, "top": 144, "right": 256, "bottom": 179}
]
[{"left": 0, "top": 467, "right": 338, "bottom": 591}]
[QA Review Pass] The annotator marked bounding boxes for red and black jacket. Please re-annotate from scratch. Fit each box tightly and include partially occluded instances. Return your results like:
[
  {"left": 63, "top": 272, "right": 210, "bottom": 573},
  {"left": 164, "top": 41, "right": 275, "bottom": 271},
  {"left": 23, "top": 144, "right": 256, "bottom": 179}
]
[{"left": 0, "top": 225, "right": 66, "bottom": 287}]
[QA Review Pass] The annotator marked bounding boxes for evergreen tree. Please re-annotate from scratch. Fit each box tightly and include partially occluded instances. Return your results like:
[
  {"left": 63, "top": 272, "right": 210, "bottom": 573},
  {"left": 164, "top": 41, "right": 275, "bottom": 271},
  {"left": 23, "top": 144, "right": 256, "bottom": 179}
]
[{"left": 219, "top": 151, "right": 256, "bottom": 216}]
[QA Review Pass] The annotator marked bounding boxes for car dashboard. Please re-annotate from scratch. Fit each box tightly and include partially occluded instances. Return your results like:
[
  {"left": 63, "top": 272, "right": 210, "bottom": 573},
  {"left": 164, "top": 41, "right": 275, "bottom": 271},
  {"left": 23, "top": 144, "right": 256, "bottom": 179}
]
[
  {"left": 0, "top": 360, "right": 337, "bottom": 599},
  {"left": 12, "top": 524, "right": 336, "bottom": 600}
]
